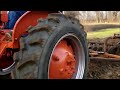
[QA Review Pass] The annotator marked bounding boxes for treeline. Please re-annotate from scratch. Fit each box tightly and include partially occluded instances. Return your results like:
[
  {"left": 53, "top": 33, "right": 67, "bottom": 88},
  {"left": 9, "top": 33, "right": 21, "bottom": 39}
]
[{"left": 64, "top": 11, "right": 120, "bottom": 23}]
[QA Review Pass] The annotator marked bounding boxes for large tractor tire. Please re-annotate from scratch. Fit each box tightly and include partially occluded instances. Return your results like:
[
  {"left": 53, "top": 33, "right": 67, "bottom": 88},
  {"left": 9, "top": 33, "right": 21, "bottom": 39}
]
[{"left": 11, "top": 13, "right": 88, "bottom": 79}]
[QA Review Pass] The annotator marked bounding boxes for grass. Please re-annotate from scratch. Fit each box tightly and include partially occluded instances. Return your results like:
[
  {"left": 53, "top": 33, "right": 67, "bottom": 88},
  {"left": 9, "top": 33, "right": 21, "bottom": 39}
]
[{"left": 87, "top": 28, "right": 120, "bottom": 39}]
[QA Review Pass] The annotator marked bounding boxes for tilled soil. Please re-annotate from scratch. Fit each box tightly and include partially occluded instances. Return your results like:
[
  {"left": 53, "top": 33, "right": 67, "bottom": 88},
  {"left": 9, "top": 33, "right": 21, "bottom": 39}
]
[
  {"left": 87, "top": 59, "right": 120, "bottom": 79},
  {"left": 86, "top": 26, "right": 120, "bottom": 79}
]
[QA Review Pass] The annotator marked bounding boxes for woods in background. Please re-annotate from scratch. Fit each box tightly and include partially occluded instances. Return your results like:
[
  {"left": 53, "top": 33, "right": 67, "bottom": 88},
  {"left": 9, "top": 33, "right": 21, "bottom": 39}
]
[{"left": 64, "top": 11, "right": 120, "bottom": 24}]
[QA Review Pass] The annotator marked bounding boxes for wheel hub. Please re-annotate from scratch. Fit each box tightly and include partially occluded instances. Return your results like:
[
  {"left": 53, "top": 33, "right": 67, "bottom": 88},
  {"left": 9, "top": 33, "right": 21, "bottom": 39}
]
[{"left": 49, "top": 40, "right": 76, "bottom": 79}]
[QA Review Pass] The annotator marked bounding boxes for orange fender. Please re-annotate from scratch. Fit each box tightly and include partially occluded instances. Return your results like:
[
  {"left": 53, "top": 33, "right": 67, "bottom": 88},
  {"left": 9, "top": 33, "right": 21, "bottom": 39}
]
[{"left": 7, "top": 11, "right": 56, "bottom": 48}]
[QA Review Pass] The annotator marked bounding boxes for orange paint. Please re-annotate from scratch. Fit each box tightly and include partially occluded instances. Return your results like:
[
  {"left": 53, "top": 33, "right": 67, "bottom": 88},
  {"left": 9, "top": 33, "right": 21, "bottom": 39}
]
[
  {"left": 49, "top": 40, "right": 76, "bottom": 79},
  {"left": 10, "top": 11, "right": 50, "bottom": 48},
  {"left": 1, "top": 11, "right": 8, "bottom": 22},
  {"left": 0, "top": 11, "right": 56, "bottom": 68}
]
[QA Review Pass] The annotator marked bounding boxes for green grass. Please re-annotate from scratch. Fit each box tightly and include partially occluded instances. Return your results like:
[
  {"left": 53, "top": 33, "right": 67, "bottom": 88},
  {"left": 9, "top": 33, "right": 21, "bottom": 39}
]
[{"left": 87, "top": 28, "right": 120, "bottom": 39}]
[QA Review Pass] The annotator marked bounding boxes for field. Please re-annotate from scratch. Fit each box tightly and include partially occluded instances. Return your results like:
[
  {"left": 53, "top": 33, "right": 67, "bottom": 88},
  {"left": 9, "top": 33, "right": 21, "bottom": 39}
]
[
  {"left": 85, "top": 24, "right": 120, "bottom": 79},
  {"left": 87, "top": 28, "right": 120, "bottom": 39}
]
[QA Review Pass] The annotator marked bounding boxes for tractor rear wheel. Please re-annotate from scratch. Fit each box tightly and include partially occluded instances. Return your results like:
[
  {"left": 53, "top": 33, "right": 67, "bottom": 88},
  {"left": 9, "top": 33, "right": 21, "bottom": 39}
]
[{"left": 11, "top": 13, "right": 88, "bottom": 79}]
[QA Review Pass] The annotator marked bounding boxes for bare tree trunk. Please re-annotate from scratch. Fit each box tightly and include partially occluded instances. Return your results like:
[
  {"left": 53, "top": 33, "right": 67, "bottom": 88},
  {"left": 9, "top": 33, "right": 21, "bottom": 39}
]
[
  {"left": 105, "top": 11, "right": 108, "bottom": 22},
  {"left": 112, "top": 11, "right": 119, "bottom": 22},
  {"left": 107, "top": 11, "right": 113, "bottom": 22},
  {"left": 63, "top": 11, "right": 80, "bottom": 19},
  {"left": 96, "top": 11, "right": 100, "bottom": 23}
]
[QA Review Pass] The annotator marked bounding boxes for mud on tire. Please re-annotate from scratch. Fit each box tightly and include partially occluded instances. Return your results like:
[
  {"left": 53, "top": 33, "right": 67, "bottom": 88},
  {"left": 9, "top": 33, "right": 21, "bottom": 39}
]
[{"left": 11, "top": 13, "right": 88, "bottom": 79}]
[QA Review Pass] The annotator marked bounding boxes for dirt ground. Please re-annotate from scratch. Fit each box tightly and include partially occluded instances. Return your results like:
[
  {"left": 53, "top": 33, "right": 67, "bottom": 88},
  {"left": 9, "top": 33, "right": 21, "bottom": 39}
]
[
  {"left": 87, "top": 38, "right": 120, "bottom": 79},
  {"left": 87, "top": 59, "right": 120, "bottom": 79},
  {"left": 85, "top": 24, "right": 120, "bottom": 79}
]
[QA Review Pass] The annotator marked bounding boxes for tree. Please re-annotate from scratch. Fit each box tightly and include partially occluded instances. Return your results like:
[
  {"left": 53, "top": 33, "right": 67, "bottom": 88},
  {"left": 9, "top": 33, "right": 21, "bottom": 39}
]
[
  {"left": 112, "top": 11, "right": 119, "bottom": 22},
  {"left": 63, "top": 11, "right": 80, "bottom": 19},
  {"left": 95, "top": 11, "right": 100, "bottom": 23}
]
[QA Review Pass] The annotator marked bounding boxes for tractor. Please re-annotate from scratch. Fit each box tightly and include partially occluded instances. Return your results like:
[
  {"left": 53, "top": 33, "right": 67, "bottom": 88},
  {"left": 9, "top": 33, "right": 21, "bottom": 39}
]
[{"left": 0, "top": 11, "right": 88, "bottom": 79}]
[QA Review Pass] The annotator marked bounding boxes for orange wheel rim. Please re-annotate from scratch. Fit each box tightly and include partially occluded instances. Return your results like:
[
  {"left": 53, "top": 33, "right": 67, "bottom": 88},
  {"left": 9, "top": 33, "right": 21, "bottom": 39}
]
[
  {"left": 49, "top": 40, "right": 76, "bottom": 79},
  {"left": 48, "top": 34, "right": 85, "bottom": 79}
]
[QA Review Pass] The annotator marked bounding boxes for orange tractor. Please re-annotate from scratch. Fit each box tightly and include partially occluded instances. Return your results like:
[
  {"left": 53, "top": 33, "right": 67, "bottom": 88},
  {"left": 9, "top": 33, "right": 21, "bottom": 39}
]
[{"left": 0, "top": 11, "right": 88, "bottom": 79}]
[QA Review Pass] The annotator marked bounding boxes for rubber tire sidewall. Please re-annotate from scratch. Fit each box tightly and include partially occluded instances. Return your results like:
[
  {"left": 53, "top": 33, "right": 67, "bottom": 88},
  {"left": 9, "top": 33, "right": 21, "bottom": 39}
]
[{"left": 38, "top": 23, "right": 88, "bottom": 79}]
